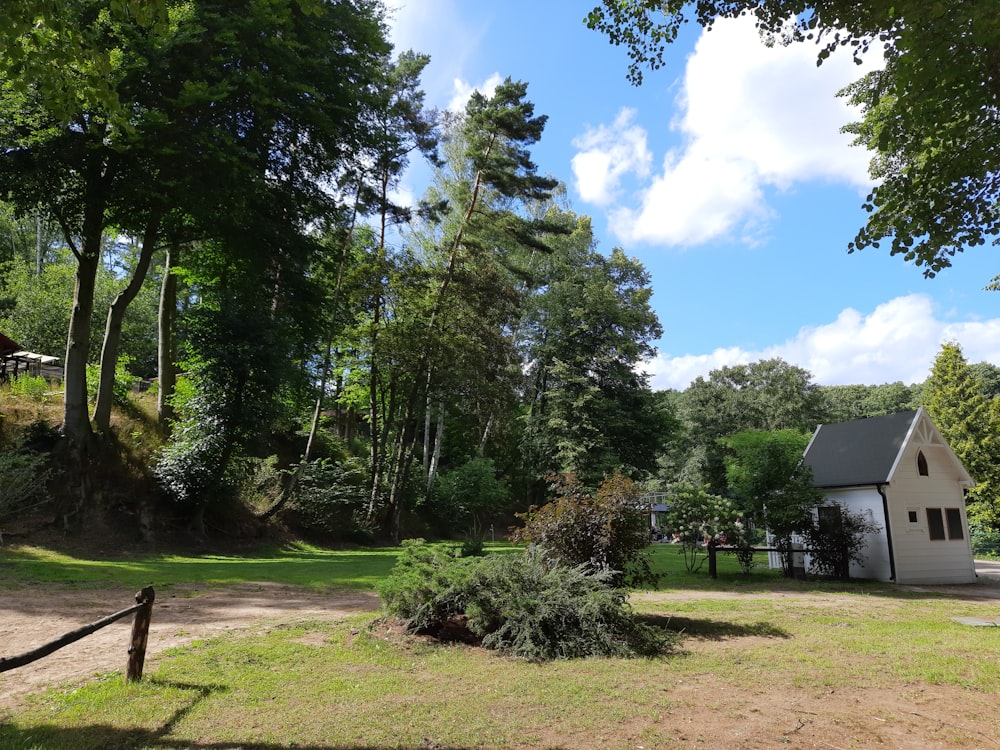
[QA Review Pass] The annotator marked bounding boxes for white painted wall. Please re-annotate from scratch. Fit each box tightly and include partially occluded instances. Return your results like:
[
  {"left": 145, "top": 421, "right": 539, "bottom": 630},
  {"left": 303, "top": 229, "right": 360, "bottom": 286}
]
[
  {"left": 884, "top": 442, "right": 976, "bottom": 584},
  {"left": 821, "top": 487, "right": 891, "bottom": 581}
]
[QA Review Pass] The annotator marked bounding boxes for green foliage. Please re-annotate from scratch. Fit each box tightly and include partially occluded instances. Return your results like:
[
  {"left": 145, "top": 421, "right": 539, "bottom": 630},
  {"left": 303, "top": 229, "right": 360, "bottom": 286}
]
[
  {"left": 153, "top": 416, "right": 232, "bottom": 508},
  {"left": 8, "top": 374, "right": 49, "bottom": 403},
  {"left": 722, "top": 429, "right": 822, "bottom": 545},
  {"left": 511, "top": 472, "right": 656, "bottom": 587},
  {"left": 86, "top": 354, "right": 136, "bottom": 406},
  {"left": 431, "top": 457, "right": 509, "bottom": 530},
  {"left": 682, "top": 359, "right": 824, "bottom": 492},
  {"left": 922, "top": 342, "right": 1000, "bottom": 530},
  {"left": 0, "top": 443, "right": 52, "bottom": 522},
  {"left": 378, "top": 541, "right": 674, "bottom": 660},
  {"left": 818, "top": 382, "right": 919, "bottom": 423},
  {"left": 292, "top": 457, "right": 372, "bottom": 542},
  {"left": 660, "top": 484, "right": 743, "bottom": 572},
  {"left": 799, "top": 505, "right": 881, "bottom": 578},
  {"left": 970, "top": 525, "right": 1000, "bottom": 558},
  {"left": 0, "top": 250, "right": 160, "bottom": 378},
  {"left": 520, "top": 217, "right": 672, "bottom": 484},
  {"left": 588, "top": 1, "right": 1000, "bottom": 283},
  {"left": 376, "top": 539, "right": 474, "bottom": 629}
]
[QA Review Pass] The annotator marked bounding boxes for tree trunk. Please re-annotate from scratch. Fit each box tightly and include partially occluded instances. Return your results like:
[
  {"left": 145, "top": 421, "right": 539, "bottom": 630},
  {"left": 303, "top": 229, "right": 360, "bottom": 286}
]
[
  {"left": 63, "top": 250, "right": 99, "bottom": 448},
  {"left": 157, "top": 242, "right": 179, "bottom": 430},
  {"left": 94, "top": 212, "right": 162, "bottom": 432},
  {"left": 422, "top": 389, "right": 432, "bottom": 471},
  {"left": 427, "top": 401, "right": 444, "bottom": 494},
  {"left": 478, "top": 413, "right": 493, "bottom": 456}
]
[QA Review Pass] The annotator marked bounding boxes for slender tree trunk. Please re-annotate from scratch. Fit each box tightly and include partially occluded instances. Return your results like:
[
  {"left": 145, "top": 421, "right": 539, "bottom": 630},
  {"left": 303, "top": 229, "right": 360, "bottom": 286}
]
[
  {"left": 367, "top": 375, "right": 395, "bottom": 520},
  {"left": 93, "top": 212, "right": 162, "bottom": 432},
  {"left": 422, "top": 389, "right": 432, "bottom": 471},
  {"left": 427, "top": 401, "right": 444, "bottom": 494},
  {"left": 479, "top": 413, "right": 493, "bottom": 456},
  {"left": 366, "top": 167, "right": 397, "bottom": 524},
  {"left": 157, "top": 242, "right": 179, "bottom": 430}
]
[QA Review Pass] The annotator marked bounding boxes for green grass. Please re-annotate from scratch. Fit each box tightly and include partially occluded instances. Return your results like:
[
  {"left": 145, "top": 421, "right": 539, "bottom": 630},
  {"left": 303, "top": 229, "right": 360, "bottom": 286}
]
[
  {"left": 0, "top": 541, "right": 771, "bottom": 593},
  {"left": 0, "top": 542, "right": 403, "bottom": 592},
  {"left": 3, "top": 542, "right": 1000, "bottom": 749},
  {"left": 4, "top": 591, "right": 1000, "bottom": 750}
]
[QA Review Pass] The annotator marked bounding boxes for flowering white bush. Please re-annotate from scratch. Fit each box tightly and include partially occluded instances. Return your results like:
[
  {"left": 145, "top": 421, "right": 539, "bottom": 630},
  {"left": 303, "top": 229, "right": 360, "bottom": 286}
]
[{"left": 662, "top": 485, "right": 743, "bottom": 572}]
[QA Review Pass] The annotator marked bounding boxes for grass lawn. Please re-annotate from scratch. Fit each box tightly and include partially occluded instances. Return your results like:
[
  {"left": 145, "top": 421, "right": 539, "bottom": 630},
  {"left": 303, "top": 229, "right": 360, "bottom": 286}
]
[
  {"left": 0, "top": 541, "right": 407, "bottom": 592},
  {"left": 2, "top": 543, "right": 1000, "bottom": 749}
]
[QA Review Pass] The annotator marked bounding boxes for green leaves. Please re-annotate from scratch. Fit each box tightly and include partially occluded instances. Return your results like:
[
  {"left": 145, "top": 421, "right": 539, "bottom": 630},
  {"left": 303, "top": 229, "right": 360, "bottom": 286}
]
[
  {"left": 512, "top": 472, "right": 657, "bottom": 588},
  {"left": 589, "top": 0, "right": 1000, "bottom": 280},
  {"left": 923, "top": 342, "right": 1000, "bottom": 528}
]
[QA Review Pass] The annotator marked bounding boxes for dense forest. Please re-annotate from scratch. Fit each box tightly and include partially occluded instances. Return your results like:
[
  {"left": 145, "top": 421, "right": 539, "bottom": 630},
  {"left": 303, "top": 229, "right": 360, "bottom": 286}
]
[{"left": 2, "top": 0, "right": 999, "bottom": 547}]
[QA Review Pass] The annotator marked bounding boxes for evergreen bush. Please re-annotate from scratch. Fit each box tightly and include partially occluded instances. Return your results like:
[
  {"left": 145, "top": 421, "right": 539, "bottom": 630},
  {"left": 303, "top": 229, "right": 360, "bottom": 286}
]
[
  {"left": 0, "top": 447, "right": 52, "bottom": 522},
  {"left": 378, "top": 540, "right": 675, "bottom": 661}
]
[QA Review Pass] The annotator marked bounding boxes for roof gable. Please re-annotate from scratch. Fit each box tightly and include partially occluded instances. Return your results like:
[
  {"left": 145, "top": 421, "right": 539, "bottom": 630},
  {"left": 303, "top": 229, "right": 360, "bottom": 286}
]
[
  {"left": 803, "top": 410, "right": 918, "bottom": 488},
  {"left": 803, "top": 408, "right": 973, "bottom": 488}
]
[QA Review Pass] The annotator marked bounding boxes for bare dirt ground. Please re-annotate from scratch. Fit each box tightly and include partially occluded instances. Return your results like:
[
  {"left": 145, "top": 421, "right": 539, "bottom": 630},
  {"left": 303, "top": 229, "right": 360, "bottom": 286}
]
[
  {"left": 2, "top": 576, "right": 1000, "bottom": 748},
  {"left": 0, "top": 582, "right": 379, "bottom": 709}
]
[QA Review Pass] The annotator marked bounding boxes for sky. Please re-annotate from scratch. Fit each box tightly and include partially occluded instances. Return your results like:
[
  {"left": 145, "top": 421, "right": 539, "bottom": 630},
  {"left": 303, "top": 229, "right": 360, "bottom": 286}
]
[{"left": 387, "top": 1, "right": 1000, "bottom": 391}]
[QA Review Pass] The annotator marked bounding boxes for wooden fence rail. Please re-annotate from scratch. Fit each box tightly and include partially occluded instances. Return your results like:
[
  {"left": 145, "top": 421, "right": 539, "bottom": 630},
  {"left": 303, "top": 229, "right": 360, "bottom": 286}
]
[
  {"left": 0, "top": 586, "right": 155, "bottom": 682},
  {"left": 707, "top": 544, "right": 848, "bottom": 579}
]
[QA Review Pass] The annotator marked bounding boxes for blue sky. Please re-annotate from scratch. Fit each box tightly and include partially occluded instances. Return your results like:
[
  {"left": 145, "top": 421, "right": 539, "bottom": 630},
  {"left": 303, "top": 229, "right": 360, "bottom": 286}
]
[{"left": 388, "top": 1, "right": 1000, "bottom": 391}]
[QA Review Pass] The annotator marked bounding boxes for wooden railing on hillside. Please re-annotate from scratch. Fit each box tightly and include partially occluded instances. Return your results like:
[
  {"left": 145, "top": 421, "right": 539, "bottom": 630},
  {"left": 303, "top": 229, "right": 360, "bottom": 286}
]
[{"left": 0, "top": 586, "right": 155, "bottom": 681}]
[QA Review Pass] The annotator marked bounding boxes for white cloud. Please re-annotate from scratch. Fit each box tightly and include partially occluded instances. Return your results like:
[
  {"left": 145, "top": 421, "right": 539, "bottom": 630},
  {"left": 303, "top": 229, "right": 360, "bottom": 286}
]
[
  {"left": 571, "top": 109, "right": 652, "bottom": 206},
  {"left": 576, "top": 15, "right": 882, "bottom": 247},
  {"left": 448, "top": 72, "right": 504, "bottom": 113},
  {"left": 645, "top": 295, "right": 1000, "bottom": 390},
  {"left": 386, "top": 0, "right": 486, "bottom": 110}
]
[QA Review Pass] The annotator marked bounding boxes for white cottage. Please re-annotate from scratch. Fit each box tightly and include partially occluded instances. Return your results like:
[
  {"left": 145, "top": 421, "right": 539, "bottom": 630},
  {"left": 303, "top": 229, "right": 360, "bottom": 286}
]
[{"left": 800, "top": 408, "right": 977, "bottom": 584}]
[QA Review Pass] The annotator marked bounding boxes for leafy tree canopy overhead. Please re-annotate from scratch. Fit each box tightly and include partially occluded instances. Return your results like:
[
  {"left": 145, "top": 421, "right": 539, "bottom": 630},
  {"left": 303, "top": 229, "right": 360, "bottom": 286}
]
[{"left": 586, "top": 1, "right": 1000, "bottom": 280}]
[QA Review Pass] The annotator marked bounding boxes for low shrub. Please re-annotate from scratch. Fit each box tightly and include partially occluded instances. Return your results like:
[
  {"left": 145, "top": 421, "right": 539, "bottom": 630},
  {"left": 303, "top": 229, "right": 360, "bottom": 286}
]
[
  {"left": 970, "top": 525, "right": 1000, "bottom": 558},
  {"left": 0, "top": 448, "right": 52, "bottom": 522},
  {"left": 377, "top": 540, "right": 675, "bottom": 661},
  {"left": 511, "top": 472, "right": 657, "bottom": 587},
  {"left": 799, "top": 504, "right": 881, "bottom": 578},
  {"left": 660, "top": 484, "right": 743, "bottom": 573},
  {"left": 9, "top": 374, "right": 49, "bottom": 403}
]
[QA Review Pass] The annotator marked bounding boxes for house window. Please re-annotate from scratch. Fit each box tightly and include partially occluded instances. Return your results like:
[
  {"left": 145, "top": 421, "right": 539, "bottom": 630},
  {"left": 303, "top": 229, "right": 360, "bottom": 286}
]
[
  {"left": 917, "top": 451, "right": 929, "bottom": 476},
  {"left": 927, "top": 508, "right": 964, "bottom": 540},
  {"left": 908, "top": 510, "right": 918, "bottom": 523},
  {"left": 927, "top": 508, "right": 946, "bottom": 540},
  {"left": 945, "top": 508, "right": 964, "bottom": 540},
  {"left": 818, "top": 505, "right": 843, "bottom": 532}
]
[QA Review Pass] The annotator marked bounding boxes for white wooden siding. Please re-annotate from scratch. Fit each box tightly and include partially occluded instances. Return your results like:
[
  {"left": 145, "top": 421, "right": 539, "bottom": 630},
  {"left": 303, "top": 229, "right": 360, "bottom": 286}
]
[{"left": 884, "top": 441, "right": 976, "bottom": 584}]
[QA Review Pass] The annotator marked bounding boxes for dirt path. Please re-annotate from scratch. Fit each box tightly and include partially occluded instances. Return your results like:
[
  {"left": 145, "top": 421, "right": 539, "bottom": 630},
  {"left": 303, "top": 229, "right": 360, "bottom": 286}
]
[{"left": 0, "top": 582, "right": 380, "bottom": 710}]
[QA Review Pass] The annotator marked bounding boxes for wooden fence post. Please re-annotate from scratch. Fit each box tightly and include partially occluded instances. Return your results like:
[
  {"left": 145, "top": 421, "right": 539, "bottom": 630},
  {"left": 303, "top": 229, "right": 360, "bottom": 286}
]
[{"left": 126, "top": 586, "right": 155, "bottom": 682}]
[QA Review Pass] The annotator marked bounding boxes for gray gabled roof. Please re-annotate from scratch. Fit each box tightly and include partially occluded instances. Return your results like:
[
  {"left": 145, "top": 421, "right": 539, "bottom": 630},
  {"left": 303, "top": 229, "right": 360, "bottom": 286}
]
[{"left": 802, "top": 410, "right": 919, "bottom": 488}]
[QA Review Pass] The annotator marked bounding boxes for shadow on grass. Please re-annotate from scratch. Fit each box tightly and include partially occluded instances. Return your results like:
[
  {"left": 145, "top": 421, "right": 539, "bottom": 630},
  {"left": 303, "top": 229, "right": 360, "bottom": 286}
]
[
  {"left": 1, "top": 677, "right": 475, "bottom": 750},
  {"left": 639, "top": 613, "right": 790, "bottom": 641}
]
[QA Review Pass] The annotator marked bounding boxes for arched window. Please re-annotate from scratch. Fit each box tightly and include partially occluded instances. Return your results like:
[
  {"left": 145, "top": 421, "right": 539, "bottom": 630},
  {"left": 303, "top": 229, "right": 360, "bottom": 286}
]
[{"left": 917, "top": 451, "right": 929, "bottom": 476}]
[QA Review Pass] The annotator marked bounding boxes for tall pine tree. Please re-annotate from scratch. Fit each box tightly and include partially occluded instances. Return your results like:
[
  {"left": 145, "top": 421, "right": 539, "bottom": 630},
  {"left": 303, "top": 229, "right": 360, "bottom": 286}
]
[{"left": 923, "top": 342, "right": 1000, "bottom": 530}]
